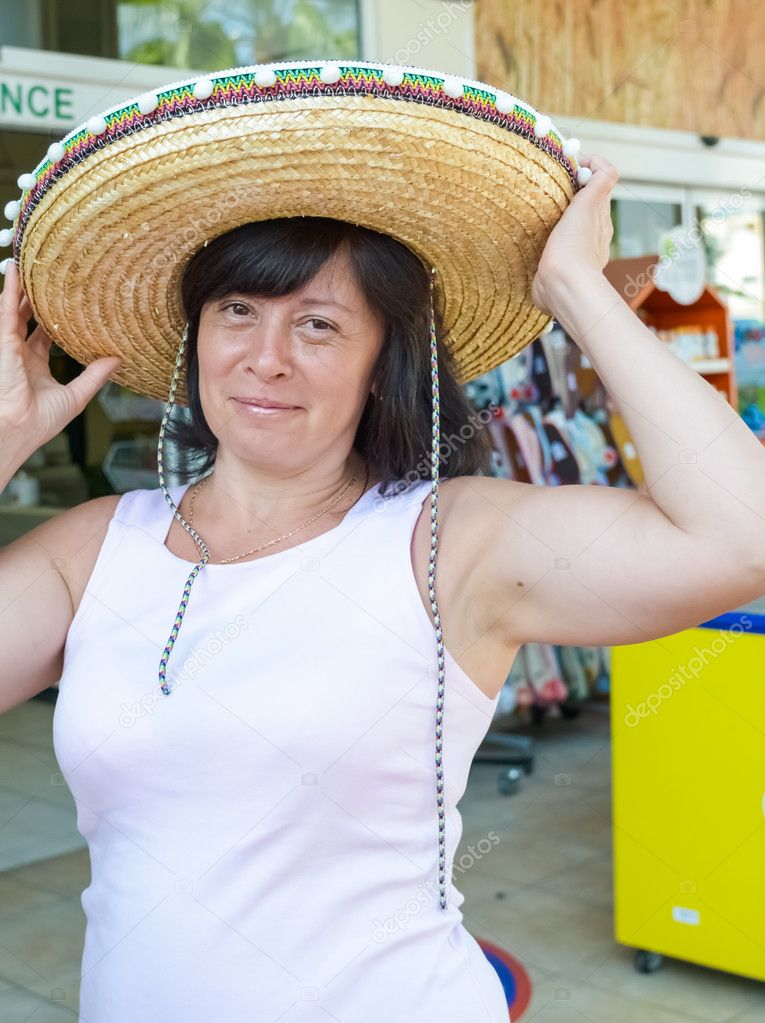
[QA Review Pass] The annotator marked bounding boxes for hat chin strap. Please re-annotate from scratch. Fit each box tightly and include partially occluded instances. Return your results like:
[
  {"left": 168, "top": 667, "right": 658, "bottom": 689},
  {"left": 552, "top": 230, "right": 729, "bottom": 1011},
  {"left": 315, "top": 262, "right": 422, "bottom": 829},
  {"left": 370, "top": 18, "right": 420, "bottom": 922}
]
[
  {"left": 153, "top": 280, "right": 450, "bottom": 912},
  {"left": 426, "top": 277, "right": 448, "bottom": 911},
  {"left": 155, "top": 323, "right": 211, "bottom": 694}
]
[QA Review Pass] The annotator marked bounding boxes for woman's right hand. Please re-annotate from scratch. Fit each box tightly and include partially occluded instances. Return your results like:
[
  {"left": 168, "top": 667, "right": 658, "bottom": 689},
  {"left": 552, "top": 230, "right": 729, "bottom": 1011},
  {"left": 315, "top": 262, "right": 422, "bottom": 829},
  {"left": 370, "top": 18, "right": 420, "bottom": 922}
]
[{"left": 0, "top": 260, "right": 122, "bottom": 458}]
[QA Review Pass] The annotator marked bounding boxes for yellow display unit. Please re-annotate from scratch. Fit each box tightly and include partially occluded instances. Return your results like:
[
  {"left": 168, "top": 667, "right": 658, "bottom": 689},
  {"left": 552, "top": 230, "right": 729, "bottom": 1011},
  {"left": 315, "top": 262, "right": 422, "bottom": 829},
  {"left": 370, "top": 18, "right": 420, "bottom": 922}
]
[{"left": 610, "top": 597, "right": 765, "bottom": 980}]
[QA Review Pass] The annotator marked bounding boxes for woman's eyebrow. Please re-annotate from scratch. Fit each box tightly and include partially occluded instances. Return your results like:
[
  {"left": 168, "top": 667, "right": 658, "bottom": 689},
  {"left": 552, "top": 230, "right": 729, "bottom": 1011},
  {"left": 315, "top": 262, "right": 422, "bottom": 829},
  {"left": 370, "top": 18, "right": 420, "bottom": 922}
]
[
  {"left": 294, "top": 296, "right": 354, "bottom": 313},
  {"left": 220, "top": 293, "right": 355, "bottom": 313}
]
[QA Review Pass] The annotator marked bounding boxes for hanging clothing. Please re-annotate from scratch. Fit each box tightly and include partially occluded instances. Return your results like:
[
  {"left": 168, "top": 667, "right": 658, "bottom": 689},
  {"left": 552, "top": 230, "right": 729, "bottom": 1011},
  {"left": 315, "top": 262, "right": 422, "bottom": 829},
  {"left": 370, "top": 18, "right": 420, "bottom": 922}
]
[{"left": 53, "top": 477, "right": 507, "bottom": 1022}]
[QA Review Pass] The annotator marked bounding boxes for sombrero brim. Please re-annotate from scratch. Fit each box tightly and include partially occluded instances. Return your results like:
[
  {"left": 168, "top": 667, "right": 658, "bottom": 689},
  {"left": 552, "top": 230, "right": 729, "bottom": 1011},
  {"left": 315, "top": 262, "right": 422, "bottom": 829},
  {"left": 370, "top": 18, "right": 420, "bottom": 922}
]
[{"left": 8, "top": 60, "right": 583, "bottom": 402}]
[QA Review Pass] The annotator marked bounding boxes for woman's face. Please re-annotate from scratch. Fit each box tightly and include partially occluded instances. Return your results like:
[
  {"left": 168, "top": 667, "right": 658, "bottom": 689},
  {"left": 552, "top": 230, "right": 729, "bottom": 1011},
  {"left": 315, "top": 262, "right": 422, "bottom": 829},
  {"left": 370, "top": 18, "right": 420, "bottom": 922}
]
[{"left": 196, "top": 250, "right": 385, "bottom": 472}]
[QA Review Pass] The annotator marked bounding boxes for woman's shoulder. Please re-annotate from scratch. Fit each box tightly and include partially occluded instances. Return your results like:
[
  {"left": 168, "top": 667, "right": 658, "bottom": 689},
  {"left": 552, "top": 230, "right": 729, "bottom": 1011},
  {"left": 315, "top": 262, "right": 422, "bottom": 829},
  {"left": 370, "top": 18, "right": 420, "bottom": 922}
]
[
  {"left": 432, "top": 474, "right": 529, "bottom": 545},
  {"left": 48, "top": 486, "right": 171, "bottom": 613},
  {"left": 30, "top": 493, "right": 123, "bottom": 621},
  {"left": 435, "top": 473, "right": 525, "bottom": 509}
]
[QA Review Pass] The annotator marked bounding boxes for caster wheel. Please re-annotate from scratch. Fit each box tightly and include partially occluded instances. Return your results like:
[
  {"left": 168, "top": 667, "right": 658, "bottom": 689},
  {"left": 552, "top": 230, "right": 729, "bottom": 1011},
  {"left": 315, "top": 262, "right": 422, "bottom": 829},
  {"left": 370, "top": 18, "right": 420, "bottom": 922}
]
[
  {"left": 634, "top": 949, "right": 664, "bottom": 973},
  {"left": 497, "top": 766, "right": 523, "bottom": 795}
]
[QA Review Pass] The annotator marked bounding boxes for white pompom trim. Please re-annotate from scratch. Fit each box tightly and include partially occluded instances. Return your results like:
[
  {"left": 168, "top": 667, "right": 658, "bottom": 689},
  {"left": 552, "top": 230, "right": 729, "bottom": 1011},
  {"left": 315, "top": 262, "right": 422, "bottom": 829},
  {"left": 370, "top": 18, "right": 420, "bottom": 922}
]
[
  {"left": 86, "top": 115, "right": 107, "bottom": 135},
  {"left": 495, "top": 91, "right": 515, "bottom": 114},
  {"left": 255, "top": 67, "right": 277, "bottom": 88},
  {"left": 137, "top": 92, "right": 158, "bottom": 115},
  {"left": 382, "top": 66, "right": 404, "bottom": 87},
  {"left": 443, "top": 76, "right": 464, "bottom": 99},
  {"left": 0, "top": 258, "right": 12, "bottom": 274},
  {"left": 4, "top": 199, "right": 21, "bottom": 221},
  {"left": 47, "top": 142, "right": 65, "bottom": 163},
  {"left": 563, "top": 137, "right": 581, "bottom": 157},
  {"left": 17, "top": 173, "right": 36, "bottom": 191},
  {"left": 533, "top": 115, "right": 552, "bottom": 138},
  {"left": 0, "top": 228, "right": 13, "bottom": 247},
  {"left": 320, "top": 63, "right": 342, "bottom": 85},
  {"left": 577, "top": 166, "right": 593, "bottom": 185},
  {"left": 192, "top": 77, "right": 214, "bottom": 100}
]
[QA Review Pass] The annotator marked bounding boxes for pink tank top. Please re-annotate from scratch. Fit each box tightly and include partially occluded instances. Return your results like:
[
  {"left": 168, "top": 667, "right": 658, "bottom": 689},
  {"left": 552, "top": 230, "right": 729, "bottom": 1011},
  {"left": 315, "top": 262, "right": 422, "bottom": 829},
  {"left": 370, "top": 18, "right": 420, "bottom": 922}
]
[{"left": 53, "top": 478, "right": 506, "bottom": 1021}]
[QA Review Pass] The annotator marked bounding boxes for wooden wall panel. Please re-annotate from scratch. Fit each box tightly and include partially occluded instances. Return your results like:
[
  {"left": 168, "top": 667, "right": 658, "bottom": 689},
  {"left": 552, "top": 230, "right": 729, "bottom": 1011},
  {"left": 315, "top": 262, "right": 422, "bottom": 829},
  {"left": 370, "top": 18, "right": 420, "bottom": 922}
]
[{"left": 475, "top": 0, "right": 765, "bottom": 140}]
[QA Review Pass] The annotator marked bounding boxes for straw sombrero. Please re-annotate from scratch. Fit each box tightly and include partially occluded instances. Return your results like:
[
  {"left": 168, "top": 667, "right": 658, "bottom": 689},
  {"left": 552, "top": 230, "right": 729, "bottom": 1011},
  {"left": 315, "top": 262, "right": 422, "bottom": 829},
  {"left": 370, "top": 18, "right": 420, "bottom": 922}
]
[{"left": 1, "top": 59, "right": 587, "bottom": 403}]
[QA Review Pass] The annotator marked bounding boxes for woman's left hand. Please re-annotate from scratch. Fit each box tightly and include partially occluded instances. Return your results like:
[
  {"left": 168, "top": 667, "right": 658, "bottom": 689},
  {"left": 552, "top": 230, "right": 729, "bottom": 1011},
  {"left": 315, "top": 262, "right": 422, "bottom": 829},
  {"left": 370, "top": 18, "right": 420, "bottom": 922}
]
[{"left": 531, "top": 153, "right": 620, "bottom": 318}]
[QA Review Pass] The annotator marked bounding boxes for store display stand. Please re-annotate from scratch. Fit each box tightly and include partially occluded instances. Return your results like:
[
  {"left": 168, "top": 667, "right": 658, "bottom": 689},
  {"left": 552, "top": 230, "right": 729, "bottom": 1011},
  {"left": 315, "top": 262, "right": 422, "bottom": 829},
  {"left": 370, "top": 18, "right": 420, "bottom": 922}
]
[{"left": 603, "top": 255, "right": 737, "bottom": 407}]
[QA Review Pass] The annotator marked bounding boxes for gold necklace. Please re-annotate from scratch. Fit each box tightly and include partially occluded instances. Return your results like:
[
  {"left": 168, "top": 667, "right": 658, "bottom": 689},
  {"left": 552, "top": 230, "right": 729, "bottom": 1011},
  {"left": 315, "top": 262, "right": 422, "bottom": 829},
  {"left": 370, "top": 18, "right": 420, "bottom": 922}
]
[{"left": 186, "top": 464, "right": 366, "bottom": 565}]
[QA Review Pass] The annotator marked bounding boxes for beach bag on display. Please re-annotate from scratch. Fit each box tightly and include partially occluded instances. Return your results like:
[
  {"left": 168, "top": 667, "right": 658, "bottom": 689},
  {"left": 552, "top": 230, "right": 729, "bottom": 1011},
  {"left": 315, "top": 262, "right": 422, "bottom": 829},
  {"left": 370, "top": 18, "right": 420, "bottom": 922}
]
[
  {"left": 540, "top": 412, "right": 580, "bottom": 484},
  {"left": 485, "top": 415, "right": 517, "bottom": 479},
  {"left": 540, "top": 325, "right": 569, "bottom": 404},
  {"left": 578, "top": 646, "right": 605, "bottom": 686},
  {"left": 556, "top": 644, "right": 590, "bottom": 700},
  {"left": 501, "top": 420, "right": 533, "bottom": 482},
  {"left": 545, "top": 408, "right": 602, "bottom": 484},
  {"left": 608, "top": 409, "right": 645, "bottom": 489},
  {"left": 528, "top": 337, "right": 554, "bottom": 406},
  {"left": 497, "top": 347, "right": 534, "bottom": 410},
  {"left": 509, "top": 412, "right": 546, "bottom": 484},
  {"left": 464, "top": 365, "right": 504, "bottom": 413},
  {"left": 521, "top": 643, "right": 567, "bottom": 706}
]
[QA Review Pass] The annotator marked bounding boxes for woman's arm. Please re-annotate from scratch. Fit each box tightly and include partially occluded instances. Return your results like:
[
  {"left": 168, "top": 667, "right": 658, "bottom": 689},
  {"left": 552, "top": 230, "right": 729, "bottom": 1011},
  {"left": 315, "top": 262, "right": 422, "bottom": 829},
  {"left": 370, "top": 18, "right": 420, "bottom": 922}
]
[{"left": 467, "top": 155, "right": 765, "bottom": 649}]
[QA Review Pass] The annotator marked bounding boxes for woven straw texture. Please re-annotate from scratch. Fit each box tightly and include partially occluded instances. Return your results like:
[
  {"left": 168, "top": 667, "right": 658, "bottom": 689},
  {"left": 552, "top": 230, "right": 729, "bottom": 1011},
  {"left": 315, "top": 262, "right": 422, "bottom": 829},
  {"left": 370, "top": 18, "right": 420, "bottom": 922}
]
[{"left": 18, "top": 83, "right": 576, "bottom": 402}]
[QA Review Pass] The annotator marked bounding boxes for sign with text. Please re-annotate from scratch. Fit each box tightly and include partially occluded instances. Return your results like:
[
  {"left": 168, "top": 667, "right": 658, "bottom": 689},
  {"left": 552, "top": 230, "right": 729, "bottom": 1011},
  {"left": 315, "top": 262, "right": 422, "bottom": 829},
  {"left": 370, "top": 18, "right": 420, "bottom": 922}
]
[
  {"left": 0, "top": 46, "right": 195, "bottom": 134},
  {"left": 0, "top": 73, "right": 76, "bottom": 130}
]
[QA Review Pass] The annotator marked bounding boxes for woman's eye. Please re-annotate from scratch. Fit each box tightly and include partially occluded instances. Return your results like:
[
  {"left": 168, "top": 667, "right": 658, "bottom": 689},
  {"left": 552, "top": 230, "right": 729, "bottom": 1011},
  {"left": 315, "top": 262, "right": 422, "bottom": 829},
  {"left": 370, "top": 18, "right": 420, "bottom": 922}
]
[
  {"left": 304, "top": 318, "right": 332, "bottom": 332},
  {"left": 226, "top": 302, "right": 250, "bottom": 316}
]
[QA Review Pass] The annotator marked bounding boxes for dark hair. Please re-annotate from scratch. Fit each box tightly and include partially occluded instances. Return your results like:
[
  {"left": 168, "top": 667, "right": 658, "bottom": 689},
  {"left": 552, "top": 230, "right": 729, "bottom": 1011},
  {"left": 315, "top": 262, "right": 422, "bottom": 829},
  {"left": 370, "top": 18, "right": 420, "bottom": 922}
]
[{"left": 161, "top": 216, "right": 493, "bottom": 494}]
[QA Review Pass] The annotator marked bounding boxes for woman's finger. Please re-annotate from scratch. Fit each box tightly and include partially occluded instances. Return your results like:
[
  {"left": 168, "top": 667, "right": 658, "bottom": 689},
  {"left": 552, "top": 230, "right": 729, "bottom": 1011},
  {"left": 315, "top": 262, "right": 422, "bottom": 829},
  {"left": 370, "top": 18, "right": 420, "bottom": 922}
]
[
  {"left": 577, "top": 152, "right": 620, "bottom": 183},
  {"left": 0, "top": 262, "right": 21, "bottom": 344},
  {"left": 0, "top": 260, "right": 18, "bottom": 309},
  {"left": 26, "top": 322, "right": 54, "bottom": 358}
]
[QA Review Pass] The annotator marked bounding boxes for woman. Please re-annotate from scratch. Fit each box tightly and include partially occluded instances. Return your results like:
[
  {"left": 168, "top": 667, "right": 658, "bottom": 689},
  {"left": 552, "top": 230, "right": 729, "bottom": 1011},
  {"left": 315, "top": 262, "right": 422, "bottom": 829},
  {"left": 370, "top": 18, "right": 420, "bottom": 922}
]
[{"left": 2, "top": 60, "right": 765, "bottom": 1022}]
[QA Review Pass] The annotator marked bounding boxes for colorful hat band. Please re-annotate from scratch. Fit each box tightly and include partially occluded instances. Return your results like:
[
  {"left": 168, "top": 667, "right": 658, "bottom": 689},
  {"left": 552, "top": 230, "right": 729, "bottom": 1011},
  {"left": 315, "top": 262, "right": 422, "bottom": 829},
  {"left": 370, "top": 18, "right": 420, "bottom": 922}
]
[{"left": 3, "top": 60, "right": 584, "bottom": 259}]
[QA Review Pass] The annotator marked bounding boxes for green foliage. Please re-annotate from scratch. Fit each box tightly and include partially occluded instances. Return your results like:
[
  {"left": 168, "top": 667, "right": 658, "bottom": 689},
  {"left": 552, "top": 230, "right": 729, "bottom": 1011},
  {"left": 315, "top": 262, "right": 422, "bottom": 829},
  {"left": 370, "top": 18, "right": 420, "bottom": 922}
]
[{"left": 117, "top": 0, "right": 359, "bottom": 69}]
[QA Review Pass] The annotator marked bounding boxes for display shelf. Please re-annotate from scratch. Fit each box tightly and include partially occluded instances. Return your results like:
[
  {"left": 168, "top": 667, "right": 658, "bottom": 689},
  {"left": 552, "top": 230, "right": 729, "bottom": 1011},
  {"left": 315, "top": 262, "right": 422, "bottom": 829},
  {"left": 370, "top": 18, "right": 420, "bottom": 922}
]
[{"left": 603, "top": 255, "right": 736, "bottom": 406}]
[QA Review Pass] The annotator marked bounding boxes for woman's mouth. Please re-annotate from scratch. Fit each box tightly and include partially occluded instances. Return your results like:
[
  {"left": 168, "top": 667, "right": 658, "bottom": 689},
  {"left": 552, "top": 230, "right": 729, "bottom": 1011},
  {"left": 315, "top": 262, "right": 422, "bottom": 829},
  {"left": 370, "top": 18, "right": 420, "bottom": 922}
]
[{"left": 231, "top": 397, "right": 302, "bottom": 416}]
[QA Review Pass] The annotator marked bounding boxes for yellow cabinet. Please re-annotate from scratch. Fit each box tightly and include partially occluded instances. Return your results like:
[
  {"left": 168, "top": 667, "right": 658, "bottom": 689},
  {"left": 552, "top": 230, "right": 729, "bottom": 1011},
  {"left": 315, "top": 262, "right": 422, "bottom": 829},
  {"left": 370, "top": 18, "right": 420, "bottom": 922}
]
[{"left": 610, "top": 598, "right": 765, "bottom": 981}]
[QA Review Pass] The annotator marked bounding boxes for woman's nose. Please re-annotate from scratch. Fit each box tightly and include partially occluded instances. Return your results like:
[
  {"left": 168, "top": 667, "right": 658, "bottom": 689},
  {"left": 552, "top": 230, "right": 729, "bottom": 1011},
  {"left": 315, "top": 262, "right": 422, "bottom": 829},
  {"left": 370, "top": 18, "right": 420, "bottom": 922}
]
[{"left": 242, "top": 326, "right": 292, "bottom": 376}]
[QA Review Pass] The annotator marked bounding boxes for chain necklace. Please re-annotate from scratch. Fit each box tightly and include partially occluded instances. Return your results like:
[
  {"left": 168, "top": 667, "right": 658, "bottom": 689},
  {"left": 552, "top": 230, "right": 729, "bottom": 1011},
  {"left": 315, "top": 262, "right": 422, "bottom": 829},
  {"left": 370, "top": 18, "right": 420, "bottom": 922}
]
[{"left": 184, "top": 463, "right": 365, "bottom": 565}]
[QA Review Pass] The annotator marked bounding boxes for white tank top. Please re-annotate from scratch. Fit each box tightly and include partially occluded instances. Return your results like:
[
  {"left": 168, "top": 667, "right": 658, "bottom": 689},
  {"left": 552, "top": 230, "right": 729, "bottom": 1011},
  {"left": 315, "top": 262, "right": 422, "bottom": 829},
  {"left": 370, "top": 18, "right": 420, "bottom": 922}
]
[{"left": 53, "top": 477, "right": 506, "bottom": 1021}]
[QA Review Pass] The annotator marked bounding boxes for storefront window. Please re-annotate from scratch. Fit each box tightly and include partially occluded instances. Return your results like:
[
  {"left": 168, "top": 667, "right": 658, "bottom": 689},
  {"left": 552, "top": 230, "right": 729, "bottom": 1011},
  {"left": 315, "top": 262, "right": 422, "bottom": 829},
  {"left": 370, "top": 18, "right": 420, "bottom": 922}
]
[
  {"left": 693, "top": 198, "right": 765, "bottom": 322},
  {"left": 0, "top": 1, "right": 45, "bottom": 50},
  {"left": 117, "top": 0, "right": 361, "bottom": 68},
  {"left": 0, "top": 0, "right": 361, "bottom": 69},
  {"left": 610, "top": 193, "right": 683, "bottom": 261}
]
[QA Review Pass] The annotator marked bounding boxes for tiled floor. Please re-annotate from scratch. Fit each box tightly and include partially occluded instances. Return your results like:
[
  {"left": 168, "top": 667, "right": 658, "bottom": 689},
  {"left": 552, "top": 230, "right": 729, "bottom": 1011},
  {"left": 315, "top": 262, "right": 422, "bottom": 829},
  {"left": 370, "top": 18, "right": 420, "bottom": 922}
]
[{"left": 0, "top": 697, "right": 763, "bottom": 1022}]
